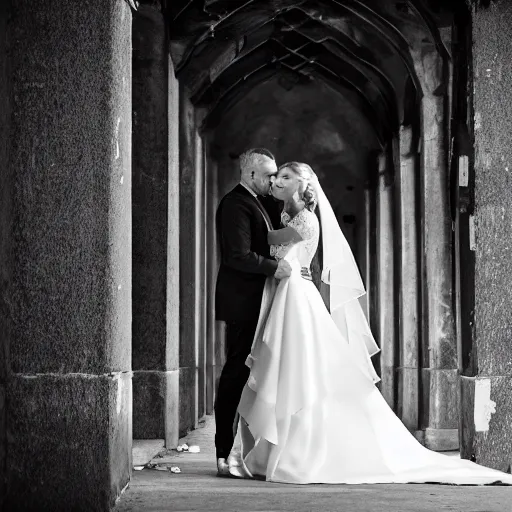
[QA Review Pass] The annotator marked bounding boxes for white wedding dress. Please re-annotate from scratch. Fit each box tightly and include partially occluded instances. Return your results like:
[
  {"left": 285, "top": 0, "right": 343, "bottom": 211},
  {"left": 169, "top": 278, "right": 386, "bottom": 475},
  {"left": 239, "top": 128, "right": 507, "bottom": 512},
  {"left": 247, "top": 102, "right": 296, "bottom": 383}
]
[{"left": 230, "top": 206, "right": 512, "bottom": 485}]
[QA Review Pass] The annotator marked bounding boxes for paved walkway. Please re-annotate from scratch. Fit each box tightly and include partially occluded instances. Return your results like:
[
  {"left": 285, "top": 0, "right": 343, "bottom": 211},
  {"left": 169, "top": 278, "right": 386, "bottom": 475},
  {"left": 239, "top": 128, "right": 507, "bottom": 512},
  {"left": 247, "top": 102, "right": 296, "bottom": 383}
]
[{"left": 116, "top": 416, "right": 512, "bottom": 512}]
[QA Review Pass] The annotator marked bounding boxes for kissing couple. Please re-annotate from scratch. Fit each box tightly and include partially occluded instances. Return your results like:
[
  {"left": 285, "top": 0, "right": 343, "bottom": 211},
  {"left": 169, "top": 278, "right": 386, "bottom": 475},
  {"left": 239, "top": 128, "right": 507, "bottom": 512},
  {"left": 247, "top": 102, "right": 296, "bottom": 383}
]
[{"left": 213, "top": 147, "right": 512, "bottom": 485}]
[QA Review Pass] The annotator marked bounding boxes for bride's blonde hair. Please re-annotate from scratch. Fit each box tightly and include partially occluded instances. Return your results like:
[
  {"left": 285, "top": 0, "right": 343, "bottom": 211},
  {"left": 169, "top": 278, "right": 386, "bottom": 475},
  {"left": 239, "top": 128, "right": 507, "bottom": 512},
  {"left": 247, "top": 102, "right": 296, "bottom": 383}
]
[{"left": 278, "top": 162, "right": 317, "bottom": 212}]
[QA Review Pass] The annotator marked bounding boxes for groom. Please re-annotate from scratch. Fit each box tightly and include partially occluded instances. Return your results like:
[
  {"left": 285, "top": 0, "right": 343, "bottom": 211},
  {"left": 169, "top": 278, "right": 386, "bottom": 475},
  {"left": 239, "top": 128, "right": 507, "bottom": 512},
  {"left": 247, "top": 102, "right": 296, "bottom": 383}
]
[{"left": 214, "top": 148, "right": 291, "bottom": 476}]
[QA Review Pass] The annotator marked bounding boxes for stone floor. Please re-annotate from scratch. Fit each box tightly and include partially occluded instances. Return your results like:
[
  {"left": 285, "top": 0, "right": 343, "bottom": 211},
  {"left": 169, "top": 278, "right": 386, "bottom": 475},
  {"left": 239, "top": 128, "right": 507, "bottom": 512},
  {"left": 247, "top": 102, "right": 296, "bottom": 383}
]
[{"left": 116, "top": 416, "right": 512, "bottom": 512}]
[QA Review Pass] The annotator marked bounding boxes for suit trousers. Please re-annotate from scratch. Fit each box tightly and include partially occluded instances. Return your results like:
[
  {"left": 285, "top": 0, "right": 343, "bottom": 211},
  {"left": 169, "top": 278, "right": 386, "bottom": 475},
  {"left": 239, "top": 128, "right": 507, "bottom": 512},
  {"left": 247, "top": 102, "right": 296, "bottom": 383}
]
[{"left": 214, "top": 316, "right": 259, "bottom": 459}]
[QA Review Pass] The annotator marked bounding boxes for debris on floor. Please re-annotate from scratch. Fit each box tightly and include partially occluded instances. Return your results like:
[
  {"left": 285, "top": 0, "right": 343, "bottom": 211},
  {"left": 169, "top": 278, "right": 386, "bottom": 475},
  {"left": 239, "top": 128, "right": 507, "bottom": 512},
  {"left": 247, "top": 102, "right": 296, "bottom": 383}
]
[
  {"left": 176, "top": 443, "right": 200, "bottom": 453},
  {"left": 141, "top": 463, "right": 182, "bottom": 473}
]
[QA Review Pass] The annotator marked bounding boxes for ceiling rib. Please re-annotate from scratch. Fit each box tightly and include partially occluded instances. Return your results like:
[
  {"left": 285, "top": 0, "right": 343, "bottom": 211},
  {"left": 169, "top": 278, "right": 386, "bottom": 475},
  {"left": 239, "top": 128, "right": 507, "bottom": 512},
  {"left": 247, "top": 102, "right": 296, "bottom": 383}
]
[{"left": 168, "top": 0, "right": 450, "bottom": 138}]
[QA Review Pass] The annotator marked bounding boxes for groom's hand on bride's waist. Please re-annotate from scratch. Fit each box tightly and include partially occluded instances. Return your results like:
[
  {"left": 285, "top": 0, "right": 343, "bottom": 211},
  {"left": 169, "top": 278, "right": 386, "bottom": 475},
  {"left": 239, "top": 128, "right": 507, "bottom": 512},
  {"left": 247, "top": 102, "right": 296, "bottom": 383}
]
[{"left": 274, "top": 260, "right": 292, "bottom": 280}]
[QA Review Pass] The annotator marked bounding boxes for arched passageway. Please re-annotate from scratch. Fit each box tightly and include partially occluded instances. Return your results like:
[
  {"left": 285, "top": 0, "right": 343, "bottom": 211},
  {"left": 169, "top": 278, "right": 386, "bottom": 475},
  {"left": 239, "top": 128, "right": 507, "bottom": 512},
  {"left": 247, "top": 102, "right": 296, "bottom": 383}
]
[
  {"left": 129, "top": 0, "right": 508, "bottom": 473},
  {"left": 2, "top": 0, "right": 512, "bottom": 509},
  {"left": 146, "top": 0, "right": 459, "bottom": 452}
]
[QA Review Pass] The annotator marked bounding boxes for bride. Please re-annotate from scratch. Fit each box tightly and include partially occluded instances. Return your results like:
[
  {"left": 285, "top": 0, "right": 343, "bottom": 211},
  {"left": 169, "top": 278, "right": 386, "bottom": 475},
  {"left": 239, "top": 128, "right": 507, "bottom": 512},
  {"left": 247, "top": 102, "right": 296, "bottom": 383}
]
[{"left": 228, "top": 161, "right": 512, "bottom": 485}]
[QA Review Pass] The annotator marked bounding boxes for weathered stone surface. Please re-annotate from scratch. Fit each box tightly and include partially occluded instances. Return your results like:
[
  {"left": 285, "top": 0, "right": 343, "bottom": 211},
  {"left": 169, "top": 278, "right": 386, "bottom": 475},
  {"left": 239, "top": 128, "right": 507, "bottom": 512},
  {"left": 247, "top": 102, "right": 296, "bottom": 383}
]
[
  {"left": 5, "top": 373, "right": 132, "bottom": 511},
  {"left": 472, "top": 1, "right": 512, "bottom": 378},
  {"left": 413, "top": 47, "right": 457, "bottom": 372},
  {"left": 132, "top": 370, "right": 179, "bottom": 447},
  {"left": 2, "top": 1, "right": 133, "bottom": 509},
  {"left": 428, "top": 369, "right": 459, "bottom": 430},
  {"left": 419, "top": 368, "right": 430, "bottom": 430},
  {"left": 457, "top": 1, "right": 512, "bottom": 470},
  {"left": 206, "top": 363, "right": 215, "bottom": 415},
  {"left": 397, "top": 368, "right": 419, "bottom": 431},
  {"left": 131, "top": 2, "right": 183, "bottom": 445},
  {"left": 0, "top": 1, "right": 9, "bottom": 505},
  {"left": 179, "top": 88, "right": 198, "bottom": 371},
  {"left": 167, "top": 55, "right": 181, "bottom": 376},
  {"left": 133, "top": 371, "right": 164, "bottom": 439},
  {"left": 461, "top": 376, "right": 512, "bottom": 472},
  {"left": 164, "top": 370, "right": 180, "bottom": 447},
  {"left": 377, "top": 174, "right": 396, "bottom": 410},
  {"left": 418, "top": 369, "right": 459, "bottom": 448},
  {"left": 0, "top": 383, "right": 5, "bottom": 507},
  {"left": 379, "top": 367, "right": 396, "bottom": 410},
  {"left": 460, "top": 375, "right": 475, "bottom": 461},
  {"left": 179, "top": 88, "right": 207, "bottom": 434},
  {"left": 132, "top": 439, "right": 164, "bottom": 467},
  {"left": 179, "top": 366, "right": 196, "bottom": 437},
  {"left": 198, "top": 354, "right": 206, "bottom": 421},
  {"left": 132, "top": 3, "right": 169, "bottom": 373},
  {"left": 6, "top": 0, "right": 132, "bottom": 375},
  {"left": 421, "top": 92, "right": 457, "bottom": 371},
  {"left": 131, "top": 2, "right": 181, "bottom": 448},
  {"left": 424, "top": 428, "right": 459, "bottom": 452},
  {"left": 205, "top": 156, "right": 218, "bottom": 416},
  {"left": 397, "top": 125, "right": 419, "bottom": 431}
]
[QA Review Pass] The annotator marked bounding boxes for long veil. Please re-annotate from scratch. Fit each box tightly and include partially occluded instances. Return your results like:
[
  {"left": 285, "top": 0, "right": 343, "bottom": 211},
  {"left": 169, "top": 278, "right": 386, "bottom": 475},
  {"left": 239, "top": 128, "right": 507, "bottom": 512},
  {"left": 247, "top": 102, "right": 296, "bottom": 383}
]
[{"left": 312, "top": 176, "right": 381, "bottom": 383}]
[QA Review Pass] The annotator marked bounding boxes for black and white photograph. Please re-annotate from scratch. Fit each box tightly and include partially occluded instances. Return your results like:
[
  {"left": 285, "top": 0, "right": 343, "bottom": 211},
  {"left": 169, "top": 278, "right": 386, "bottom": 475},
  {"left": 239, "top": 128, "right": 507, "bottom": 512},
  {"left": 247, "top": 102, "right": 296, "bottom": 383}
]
[{"left": 1, "top": 1, "right": 512, "bottom": 510}]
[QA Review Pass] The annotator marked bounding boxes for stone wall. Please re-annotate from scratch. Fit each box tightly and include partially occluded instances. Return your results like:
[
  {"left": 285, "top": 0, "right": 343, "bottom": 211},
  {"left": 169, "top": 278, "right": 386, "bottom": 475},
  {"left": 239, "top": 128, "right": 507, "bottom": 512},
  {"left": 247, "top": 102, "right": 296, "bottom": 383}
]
[{"left": 461, "top": 0, "right": 512, "bottom": 471}]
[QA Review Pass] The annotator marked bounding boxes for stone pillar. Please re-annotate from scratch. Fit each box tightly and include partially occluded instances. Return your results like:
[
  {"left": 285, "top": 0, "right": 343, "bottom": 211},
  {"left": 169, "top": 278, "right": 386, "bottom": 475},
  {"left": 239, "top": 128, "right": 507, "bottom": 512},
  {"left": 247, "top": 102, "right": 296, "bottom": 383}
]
[
  {"left": 1, "top": 1, "right": 132, "bottom": 509},
  {"left": 196, "top": 126, "right": 207, "bottom": 422},
  {"left": 205, "top": 145, "right": 220, "bottom": 414},
  {"left": 460, "top": 1, "right": 512, "bottom": 471},
  {"left": 414, "top": 47, "right": 458, "bottom": 451},
  {"left": 358, "top": 189, "right": 371, "bottom": 320},
  {"left": 179, "top": 88, "right": 206, "bottom": 434},
  {"left": 131, "top": 3, "right": 179, "bottom": 448},
  {"left": 376, "top": 153, "right": 396, "bottom": 409},
  {"left": 0, "top": 0, "right": 9, "bottom": 504},
  {"left": 167, "top": 34, "right": 181, "bottom": 447},
  {"left": 396, "top": 125, "right": 420, "bottom": 432}
]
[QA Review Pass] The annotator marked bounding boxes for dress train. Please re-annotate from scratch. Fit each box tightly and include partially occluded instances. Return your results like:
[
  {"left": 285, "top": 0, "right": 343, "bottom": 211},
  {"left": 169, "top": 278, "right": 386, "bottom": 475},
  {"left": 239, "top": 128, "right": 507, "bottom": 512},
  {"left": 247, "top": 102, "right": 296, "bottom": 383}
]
[{"left": 230, "top": 256, "right": 512, "bottom": 485}]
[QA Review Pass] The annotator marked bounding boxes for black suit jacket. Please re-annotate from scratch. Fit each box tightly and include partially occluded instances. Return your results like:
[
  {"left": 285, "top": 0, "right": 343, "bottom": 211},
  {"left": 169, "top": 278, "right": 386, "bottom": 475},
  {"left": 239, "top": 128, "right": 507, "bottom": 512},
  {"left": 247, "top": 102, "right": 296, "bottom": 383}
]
[{"left": 215, "top": 185, "right": 280, "bottom": 324}]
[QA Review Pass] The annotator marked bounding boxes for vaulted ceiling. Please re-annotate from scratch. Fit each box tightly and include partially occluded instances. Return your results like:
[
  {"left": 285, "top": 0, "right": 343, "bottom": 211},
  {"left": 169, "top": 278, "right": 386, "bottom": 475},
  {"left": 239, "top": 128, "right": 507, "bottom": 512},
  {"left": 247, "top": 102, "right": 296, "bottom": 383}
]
[{"left": 167, "top": 0, "right": 457, "bottom": 143}]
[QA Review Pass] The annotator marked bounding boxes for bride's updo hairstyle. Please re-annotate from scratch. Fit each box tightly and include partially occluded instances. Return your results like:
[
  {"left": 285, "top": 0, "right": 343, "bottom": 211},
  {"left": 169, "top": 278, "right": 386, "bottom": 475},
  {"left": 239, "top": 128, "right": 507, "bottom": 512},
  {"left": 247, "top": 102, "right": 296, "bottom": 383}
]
[{"left": 278, "top": 161, "right": 318, "bottom": 212}]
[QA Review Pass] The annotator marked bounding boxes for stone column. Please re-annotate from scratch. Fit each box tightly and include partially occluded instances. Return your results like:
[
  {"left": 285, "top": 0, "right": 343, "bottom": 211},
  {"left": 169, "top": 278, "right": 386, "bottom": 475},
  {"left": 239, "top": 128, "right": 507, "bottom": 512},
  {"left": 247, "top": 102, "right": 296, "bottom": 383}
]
[
  {"left": 205, "top": 146, "right": 220, "bottom": 414},
  {"left": 132, "top": 2, "right": 179, "bottom": 448},
  {"left": 460, "top": 1, "right": 512, "bottom": 471},
  {"left": 357, "top": 190, "right": 371, "bottom": 320},
  {"left": 179, "top": 89, "right": 206, "bottom": 434},
  {"left": 0, "top": 1, "right": 9, "bottom": 502},
  {"left": 167, "top": 35, "right": 181, "bottom": 448},
  {"left": 414, "top": 47, "right": 458, "bottom": 451},
  {"left": 1, "top": 1, "right": 132, "bottom": 509},
  {"left": 376, "top": 153, "right": 396, "bottom": 409},
  {"left": 365, "top": 181, "right": 381, "bottom": 377},
  {"left": 195, "top": 125, "right": 207, "bottom": 422},
  {"left": 396, "top": 125, "right": 420, "bottom": 432}
]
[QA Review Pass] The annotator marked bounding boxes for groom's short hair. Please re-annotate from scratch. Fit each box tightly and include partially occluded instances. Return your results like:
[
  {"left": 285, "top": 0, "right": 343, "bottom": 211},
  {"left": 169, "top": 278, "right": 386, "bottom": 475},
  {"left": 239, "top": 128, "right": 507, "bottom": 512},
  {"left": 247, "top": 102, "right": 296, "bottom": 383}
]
[{"left": 239, "top": 148, "right": 275, "bottom": 175}]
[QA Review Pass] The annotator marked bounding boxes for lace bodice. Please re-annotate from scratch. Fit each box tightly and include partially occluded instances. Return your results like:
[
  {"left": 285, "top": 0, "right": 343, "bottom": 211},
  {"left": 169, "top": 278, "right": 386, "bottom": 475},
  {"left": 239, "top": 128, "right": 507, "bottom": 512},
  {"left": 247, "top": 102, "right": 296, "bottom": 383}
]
[{"left": 270, "top": 208, "right": 320, "bottom": 267}]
